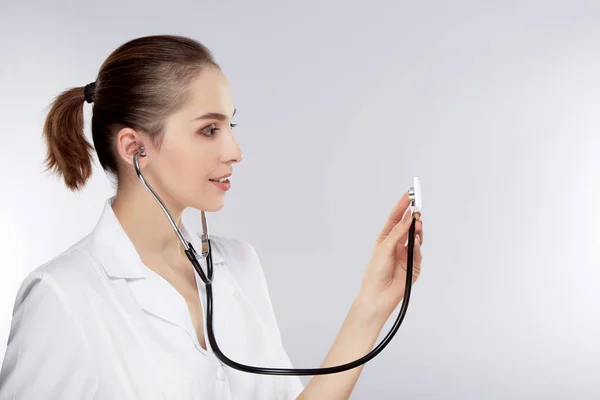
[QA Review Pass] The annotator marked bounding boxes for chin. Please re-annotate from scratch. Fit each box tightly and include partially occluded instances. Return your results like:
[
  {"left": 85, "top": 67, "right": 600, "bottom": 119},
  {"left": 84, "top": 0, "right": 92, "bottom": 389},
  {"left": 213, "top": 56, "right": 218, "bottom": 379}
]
[
  {"left": 186, "top": 183, "right": 228, "bottom": 212},
  {"left": 191, "top": 198, "right": 225, "bottom": 213}
]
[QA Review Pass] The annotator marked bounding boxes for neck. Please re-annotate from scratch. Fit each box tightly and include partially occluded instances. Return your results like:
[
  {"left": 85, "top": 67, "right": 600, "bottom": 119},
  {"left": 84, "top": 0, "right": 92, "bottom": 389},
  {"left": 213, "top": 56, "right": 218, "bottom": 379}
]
[{"left": 112, "top": 182, "right": 187, "bottom": 268}]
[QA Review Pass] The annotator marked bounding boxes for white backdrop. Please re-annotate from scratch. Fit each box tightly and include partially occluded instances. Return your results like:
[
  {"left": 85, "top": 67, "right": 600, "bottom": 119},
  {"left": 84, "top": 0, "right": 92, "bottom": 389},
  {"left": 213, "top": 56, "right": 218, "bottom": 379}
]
[{"left": 1, "top": 1, "right": 599, "bottom": 398}]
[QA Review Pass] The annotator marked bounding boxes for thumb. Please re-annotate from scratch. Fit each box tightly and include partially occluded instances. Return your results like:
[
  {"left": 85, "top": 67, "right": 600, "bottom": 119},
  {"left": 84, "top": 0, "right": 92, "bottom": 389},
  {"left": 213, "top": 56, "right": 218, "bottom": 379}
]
[{"left": 381, "top": 207, "right": 414, "bottom": 251}]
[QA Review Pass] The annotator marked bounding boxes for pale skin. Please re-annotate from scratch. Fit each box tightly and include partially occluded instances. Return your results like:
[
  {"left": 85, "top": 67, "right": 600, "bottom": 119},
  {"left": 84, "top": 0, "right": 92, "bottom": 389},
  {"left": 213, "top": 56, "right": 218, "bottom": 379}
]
[{"left": 111, "top": 66, "right": 423, "bottom": 399}]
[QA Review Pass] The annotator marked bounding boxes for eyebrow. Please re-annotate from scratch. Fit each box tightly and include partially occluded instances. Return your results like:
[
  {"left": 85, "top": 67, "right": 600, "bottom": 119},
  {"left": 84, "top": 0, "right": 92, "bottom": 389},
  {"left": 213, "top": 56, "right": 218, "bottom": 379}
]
[{"left": 192, "top": 108, "right": 236, "bottom": 122}]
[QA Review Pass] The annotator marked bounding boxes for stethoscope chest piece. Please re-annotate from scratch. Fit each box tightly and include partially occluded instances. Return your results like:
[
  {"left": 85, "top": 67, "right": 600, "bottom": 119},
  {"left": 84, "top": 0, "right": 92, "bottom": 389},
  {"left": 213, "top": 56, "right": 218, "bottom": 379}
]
[{"left": 132, "top": 147, "right": 421, "bottom": 377}]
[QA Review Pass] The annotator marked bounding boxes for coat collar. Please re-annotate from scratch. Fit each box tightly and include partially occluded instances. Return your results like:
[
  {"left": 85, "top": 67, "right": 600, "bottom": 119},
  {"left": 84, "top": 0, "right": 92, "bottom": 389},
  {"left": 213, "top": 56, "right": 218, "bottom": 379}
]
[
  {"left": 89, "top": 197, "right": 224, "bottom": 280},
  {"left": 88, "top": 197, "right": 234, "bottom": 354}
]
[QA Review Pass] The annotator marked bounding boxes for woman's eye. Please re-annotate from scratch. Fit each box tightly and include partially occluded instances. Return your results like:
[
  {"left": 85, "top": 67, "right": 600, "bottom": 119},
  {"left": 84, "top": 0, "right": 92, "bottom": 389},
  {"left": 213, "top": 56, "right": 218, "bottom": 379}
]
[
  {"left": 201, "top": 124, "right": 219, "bottom": 137},
  {"left": 200, "top": 122, "right": 237, "bottom": 137}
]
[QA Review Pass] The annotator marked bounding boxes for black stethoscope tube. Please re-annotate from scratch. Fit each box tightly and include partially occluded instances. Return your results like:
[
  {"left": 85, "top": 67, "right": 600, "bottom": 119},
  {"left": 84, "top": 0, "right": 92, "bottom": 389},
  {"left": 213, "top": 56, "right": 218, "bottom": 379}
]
[
  {"left": 186, "top": 220, "right": 417, "bottom": 376},
  {"left": 136, "top": 149, "right": 417, "bottom": 376}
]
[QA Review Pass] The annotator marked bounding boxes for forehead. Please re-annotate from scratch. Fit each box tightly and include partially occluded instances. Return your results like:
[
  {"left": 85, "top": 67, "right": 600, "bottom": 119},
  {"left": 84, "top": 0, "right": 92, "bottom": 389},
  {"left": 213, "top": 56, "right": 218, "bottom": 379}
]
[{"left": 183, "top": 67, "right": 234, "bottom": 116}]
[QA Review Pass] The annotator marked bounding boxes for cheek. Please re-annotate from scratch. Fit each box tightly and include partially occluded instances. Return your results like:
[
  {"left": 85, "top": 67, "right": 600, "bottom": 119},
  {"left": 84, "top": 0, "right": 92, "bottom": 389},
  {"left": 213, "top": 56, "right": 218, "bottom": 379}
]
[
  {"left": 165, "top": 150, "right": 214, "bottom": 189},
  {"left": 153, "top": 135, "right": 218, "bottom": 192},
  {"left": 161, "top": 151, "right": 185, "bottom": 176},
  {"left": 151, "top": 149, "right": 192, "bottom": 191}
]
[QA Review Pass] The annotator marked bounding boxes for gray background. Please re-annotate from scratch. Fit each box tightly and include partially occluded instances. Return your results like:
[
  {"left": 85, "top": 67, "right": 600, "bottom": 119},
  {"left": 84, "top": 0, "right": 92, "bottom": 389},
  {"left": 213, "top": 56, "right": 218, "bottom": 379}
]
[{"left": 1, "top": 0, "right": 599, "bottom": 398}]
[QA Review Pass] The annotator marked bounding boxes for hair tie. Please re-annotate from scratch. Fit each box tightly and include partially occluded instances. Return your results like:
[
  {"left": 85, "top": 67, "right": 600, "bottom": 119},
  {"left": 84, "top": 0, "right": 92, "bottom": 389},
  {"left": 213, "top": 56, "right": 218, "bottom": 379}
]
[{"left": 84, "top": 81, "right": 96, "bottom": 104}]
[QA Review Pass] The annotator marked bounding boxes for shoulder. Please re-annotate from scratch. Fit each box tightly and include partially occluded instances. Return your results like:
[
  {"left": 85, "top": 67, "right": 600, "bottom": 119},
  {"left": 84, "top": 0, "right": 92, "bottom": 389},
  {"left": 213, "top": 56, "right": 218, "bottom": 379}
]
[
  {"left": 208, "top": 235, "right": 269, "bottom": 285},
  {"left": 208, "top": 235, "right": 277, "bottom": 311},
  {"left": 209, "top": 235, "right": 260, "bottom": 264},
  {"left": 5, "top": 238, "right": 98, "bottom": 356},
  {"left": 10, "top": 236, "right": 102, "bottom": 318},
  {"left": 1, "top": 239, "right": 100, "bottom": 398}
]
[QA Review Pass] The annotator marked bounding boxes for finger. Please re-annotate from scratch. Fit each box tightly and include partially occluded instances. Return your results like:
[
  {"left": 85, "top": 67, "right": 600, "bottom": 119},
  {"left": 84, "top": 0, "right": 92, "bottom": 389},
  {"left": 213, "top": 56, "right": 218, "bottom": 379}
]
[
  {"left": 400, "top": 213, "right": 423, "bottom": 247},
  {"left": 416, "top": 220, "right": 423, "bottom": 245},
  {"left": 414, "top": 234, "right": 422, "bottom": 262},
  {"left": 381, "top": 207, "right": 414, "bottom": 250},
  {"left": 397, "top": 232, "right": 422, "bottom": 278},
  {"left": 404, "top": 233, "right": 422, "bottom": 263},
  {"left": 377, "top": 191, "right": 411, "bottom": 241},
  {"left": 403, "top": 219, "right": 423, "bottom": 245},
  {"left": 411, "top": 234, "right": 422, "bottom": 282}
]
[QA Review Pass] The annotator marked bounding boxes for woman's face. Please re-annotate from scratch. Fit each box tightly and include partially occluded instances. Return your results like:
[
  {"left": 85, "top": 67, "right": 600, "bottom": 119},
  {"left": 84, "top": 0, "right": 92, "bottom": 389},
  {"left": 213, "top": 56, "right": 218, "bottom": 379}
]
[{"left": 141, "top": 67, "right": 242, "bottom": 213}]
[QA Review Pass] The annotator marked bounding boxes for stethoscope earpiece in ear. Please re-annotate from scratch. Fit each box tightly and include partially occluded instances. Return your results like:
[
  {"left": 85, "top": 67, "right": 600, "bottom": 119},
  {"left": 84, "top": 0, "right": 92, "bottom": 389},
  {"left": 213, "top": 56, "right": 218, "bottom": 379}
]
[{"left": 130, "top": 143, "right": 420, "bottom": 376}]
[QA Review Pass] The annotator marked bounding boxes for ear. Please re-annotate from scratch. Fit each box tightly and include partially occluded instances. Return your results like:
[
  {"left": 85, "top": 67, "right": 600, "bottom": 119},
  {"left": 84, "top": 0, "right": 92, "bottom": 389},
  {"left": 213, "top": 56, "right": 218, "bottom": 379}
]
[{"left": 115, "top": 127, "right": 148, "bottom": 168}]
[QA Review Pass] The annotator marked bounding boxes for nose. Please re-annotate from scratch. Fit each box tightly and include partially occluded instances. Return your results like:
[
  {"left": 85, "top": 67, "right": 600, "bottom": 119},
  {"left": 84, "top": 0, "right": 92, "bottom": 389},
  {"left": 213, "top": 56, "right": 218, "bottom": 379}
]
[{"left": 224, "top": 130, "right": 243, "bottom": 164}]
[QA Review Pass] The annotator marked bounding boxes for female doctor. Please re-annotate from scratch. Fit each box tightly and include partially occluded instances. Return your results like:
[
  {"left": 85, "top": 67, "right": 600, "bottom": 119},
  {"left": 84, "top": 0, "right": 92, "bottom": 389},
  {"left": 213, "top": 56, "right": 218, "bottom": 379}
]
[{"left": 0, "top": 35, "right": 423, "bottom": 400}]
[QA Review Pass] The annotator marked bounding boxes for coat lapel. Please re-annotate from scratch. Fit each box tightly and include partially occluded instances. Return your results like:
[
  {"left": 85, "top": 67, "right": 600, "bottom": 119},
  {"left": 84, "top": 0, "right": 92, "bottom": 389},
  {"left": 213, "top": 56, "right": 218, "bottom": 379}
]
[
  {"left": 89, "top": 199, "right": 237, "bottom": 354},
  {"left": 184, "top": 223, "right": 237, "bottom": 355},
  {"left": 200, "top": 237, "right": 280, "bottom": 371},
  {"left": 127, "top": 222, "right": 238, "bottom": 354}
]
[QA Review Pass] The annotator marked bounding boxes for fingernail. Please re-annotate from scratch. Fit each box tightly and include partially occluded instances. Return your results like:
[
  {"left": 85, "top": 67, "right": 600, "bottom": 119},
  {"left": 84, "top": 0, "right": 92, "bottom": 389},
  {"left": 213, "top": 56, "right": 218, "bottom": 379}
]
[
  {"left": 402, "top": 206, "right": 412, "bottom": 222},
  {"left": 416, "top": 234, "right": 421, "bottom": 244}
]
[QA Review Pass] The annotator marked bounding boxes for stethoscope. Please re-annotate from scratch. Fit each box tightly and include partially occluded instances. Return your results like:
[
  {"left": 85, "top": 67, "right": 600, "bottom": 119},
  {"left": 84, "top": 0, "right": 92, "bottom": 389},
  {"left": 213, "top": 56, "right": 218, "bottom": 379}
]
[{"left": 133, "top": 148, "right": 418, "bottom": 376}]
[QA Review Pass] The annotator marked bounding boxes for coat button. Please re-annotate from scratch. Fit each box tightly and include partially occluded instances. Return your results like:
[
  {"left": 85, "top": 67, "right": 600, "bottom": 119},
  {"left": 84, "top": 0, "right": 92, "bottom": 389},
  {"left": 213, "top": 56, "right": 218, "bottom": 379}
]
[{"left": 217, "top": 366, "right": 226, "bottom": 381}]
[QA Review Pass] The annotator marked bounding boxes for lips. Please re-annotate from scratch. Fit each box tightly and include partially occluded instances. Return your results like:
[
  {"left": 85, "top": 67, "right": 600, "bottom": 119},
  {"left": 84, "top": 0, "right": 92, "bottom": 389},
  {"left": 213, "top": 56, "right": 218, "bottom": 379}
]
[
  {"left": 209, "top": 177, "right": 229, "bottom": 183},
  {"left": 210, "top": 177, "right": 231, "bottom": 191},
  {"left": 209, "top": 173, "right": 231, "bottom": 183}
]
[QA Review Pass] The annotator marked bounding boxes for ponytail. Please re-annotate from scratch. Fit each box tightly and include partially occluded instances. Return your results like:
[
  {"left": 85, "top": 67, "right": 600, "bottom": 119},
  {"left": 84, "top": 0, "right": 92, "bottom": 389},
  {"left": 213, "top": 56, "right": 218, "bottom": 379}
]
[
  {"left": 41, "top": 35, "right": 219, "bottom": 191},
  {"left": 42, "top": 87, "right": 94, "bottom": 191}
]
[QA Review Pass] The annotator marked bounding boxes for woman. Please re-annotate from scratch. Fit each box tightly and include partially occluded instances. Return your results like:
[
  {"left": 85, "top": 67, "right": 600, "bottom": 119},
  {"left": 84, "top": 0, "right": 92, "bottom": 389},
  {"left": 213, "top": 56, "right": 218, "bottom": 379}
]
[{"left": 0, "top": 35, "right": 423, "bottom": 399}]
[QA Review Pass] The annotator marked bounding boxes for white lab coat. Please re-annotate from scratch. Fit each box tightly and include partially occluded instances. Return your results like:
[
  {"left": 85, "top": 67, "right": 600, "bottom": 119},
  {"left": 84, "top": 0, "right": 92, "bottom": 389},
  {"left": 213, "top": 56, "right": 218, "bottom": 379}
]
[{"left": 0, "top": 198, "right": 304, "bottom": 399}]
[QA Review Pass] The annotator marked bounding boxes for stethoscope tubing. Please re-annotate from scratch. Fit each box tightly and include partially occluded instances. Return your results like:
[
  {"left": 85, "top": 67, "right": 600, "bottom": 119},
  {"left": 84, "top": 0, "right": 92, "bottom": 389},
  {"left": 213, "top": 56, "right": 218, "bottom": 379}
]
[{"left": 133, "top": 150, "right": 417, "bottom": 376}]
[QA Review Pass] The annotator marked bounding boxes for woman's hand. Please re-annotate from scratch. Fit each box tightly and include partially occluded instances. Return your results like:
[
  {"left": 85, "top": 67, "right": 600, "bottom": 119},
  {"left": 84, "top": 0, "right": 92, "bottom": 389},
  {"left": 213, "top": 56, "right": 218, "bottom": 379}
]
[
  {"left": 357, "top": 191, "right": 423, "bottom": 324},
  {"left": 297, "top": 192, "right": 423, "bottom": 400}
]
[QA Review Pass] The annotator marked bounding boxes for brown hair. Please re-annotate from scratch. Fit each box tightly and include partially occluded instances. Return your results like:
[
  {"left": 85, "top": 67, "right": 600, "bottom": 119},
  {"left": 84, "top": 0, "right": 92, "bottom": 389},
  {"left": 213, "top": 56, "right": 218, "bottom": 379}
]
[{"left": 43, "top": 35, "right": 219, "bottom": 191}]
